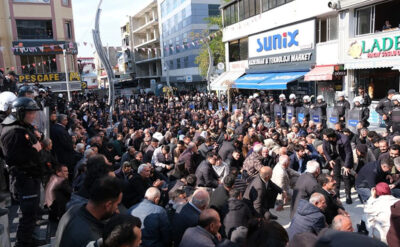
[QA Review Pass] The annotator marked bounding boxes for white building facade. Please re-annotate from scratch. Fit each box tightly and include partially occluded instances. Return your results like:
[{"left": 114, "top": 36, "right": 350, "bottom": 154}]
[{"left": 219, "top": 0, "right": 400, "bottom": 118}]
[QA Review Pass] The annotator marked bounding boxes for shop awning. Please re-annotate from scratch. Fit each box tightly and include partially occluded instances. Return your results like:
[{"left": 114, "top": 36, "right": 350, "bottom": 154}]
[
  {"left": 345, "top": 60, "right": 400, "bottom": 70},
  {"left": 210, "top": 71, "right": 245, "bottom": 90},
  {"left": 304, "top": 65, "right": 334, "bottom": 81},
  {"left": 234, "top": 71, "right": 307, "bottom": 90}
]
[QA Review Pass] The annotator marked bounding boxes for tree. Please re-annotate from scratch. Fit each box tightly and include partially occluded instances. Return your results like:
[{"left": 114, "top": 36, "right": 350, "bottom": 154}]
[{"left": 194, "top": 2, "right": 228, "bottom": 78}]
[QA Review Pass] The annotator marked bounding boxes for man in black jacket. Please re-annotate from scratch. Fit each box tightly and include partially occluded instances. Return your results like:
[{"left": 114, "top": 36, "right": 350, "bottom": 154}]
[
  {"left": 50, "top": 114, "right": 75, "bottom": 172},
  {"left": 376, "top": 89, "right": 395, "bottom": 131},
  {"left": 210, "top": 174, "right": 236, "bottom": 220},
  {"left": 195, "top": 152, "right": 220, "bottom": 188},
  {"left": 323, "top": 128, "right": 354, "bottom": 204},
  {"left": 122, "top": 164, "right": 152, "bottom": 208},
  {"left": 316, "top": 174, "right": 347, "bottom": 225},
  {"left": 243, "top": 166, "right": 282, "bottom": 220},
  {"left": 355, "top": 158, "right": 393, "bottom": 202},
  {"left": 55, "top": 176, "right": 122, "bottom": 247}
]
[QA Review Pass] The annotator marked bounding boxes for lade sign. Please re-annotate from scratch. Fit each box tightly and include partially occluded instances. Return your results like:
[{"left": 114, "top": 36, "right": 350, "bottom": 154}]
[{"left": 249, "top": 19, "right": 315, "bottom": 58}]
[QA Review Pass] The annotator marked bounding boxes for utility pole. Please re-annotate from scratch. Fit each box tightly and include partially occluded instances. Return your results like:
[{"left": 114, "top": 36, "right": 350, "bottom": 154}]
[{"left": 63, "top": 49, "right": 71, "bottom": 102}]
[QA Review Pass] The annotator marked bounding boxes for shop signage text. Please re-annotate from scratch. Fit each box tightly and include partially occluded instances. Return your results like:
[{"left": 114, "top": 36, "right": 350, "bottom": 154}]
[
  {"left": 249, "top": 20, "right": 315, "bottom": 58},
  {"left": 249, "top": 52, "right": 313, "bottom": 65},
  {"left": 348, "top": 33, "right": 400, "bottom": 59},
  {"left": 256, "top": 30, "right": 299, "bottom": 52},
  {"left": 18, "top": 72, "right": 81, "bottom": 83}
]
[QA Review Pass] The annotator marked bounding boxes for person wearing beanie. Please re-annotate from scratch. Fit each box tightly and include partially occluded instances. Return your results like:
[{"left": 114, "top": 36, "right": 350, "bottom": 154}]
[{"left": 363, "top": 182, "right": 400, "bottom": 244}]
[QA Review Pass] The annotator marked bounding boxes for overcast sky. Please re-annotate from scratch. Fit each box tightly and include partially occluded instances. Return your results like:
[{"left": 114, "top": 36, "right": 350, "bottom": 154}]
[{"left": 72, "top": 0, "right": 151, "bottom": 57}]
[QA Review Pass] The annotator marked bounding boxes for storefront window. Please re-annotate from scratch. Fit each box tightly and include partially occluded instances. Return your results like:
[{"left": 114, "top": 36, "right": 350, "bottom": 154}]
[
  {"left": 355, "top": 69, "right": 399, "bottom": 100},
  {"left": 16, "top": 20, "right": 53, "bottom": 40},
  {"left": 356, "top": 6, "right": 374, "bottom": 35}
]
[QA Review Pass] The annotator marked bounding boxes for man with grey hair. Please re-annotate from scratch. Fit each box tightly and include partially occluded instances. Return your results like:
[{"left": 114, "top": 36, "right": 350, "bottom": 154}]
[
  {"left": 331, "top": 215, "right": 353, "bottom": 232},
  {"left": 243, "top": 143, "right": 264, "bottom": 180},
  {"left": 288, "top": 192, "right": 327, "bottom": 240},
  {"left": 129, "top": 187, "right": 171, "bottom": 247},
  {"left": 272, "top": 155, "right": 300, "bottom": 211},
  {"left": 122, "top": 164, "right": 152, "bottom": 208},
  {"left": 172, "top": 188, "right": 210, "bottom": 245},
  {"left": 178, "top": 141, "right": 199, "bottom": 174},
  {"left": 50, "top": 113, "right": 74, "bottom": 171},
  {"left": 291, "top": 160, "right": 321, "bottom": 218}
]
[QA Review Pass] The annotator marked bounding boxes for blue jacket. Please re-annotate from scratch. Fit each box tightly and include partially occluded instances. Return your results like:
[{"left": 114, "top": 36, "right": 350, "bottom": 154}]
[
  {"left": 288, "top": 199, "right": 326, "bottom": 240},
  {"left": 129, "top": 199, "right": 171, "bottom": 247},
  {"left": 289, "top": 153, "right": 310, "bottom": 173}
]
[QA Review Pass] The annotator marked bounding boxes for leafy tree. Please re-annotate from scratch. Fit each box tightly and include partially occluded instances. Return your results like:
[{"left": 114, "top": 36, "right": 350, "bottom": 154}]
[{"left": 194, "top": 1, "right": 229, "bottom": 78}]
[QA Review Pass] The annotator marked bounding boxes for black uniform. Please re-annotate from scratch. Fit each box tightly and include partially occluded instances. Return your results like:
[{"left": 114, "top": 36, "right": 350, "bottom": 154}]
[
  {"left": 1, "top": 118, "right": 42, "bottom": 246},
  {"left": 375, "top": 97, "right": 393, "bottom": 131},
  {"left": 334, "top": 99, "right": 351, "bottom": 122},
  {"left": 360, "top": 92, "right": 372, "bottom": 108},
  {"left": 353, "top": 105, "right": 370, "bottom": 127},
  {"left": 313, "top": 101, "right": 327, "bottom": 126}
]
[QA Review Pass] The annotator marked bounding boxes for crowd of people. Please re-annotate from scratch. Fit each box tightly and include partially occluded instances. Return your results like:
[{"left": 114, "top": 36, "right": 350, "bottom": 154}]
[{"left": 0, "top": 69, "right": 399, "bottom": 247}]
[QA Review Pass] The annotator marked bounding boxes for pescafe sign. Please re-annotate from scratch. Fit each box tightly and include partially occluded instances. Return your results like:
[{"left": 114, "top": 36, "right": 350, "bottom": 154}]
[{"left": 248, "top": 19, "right": 315, "bottom": 58}]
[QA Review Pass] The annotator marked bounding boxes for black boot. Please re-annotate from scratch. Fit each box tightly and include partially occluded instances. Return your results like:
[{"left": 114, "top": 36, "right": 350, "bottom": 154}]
[{"left": 346, "top": 195, "right": 352, "bottom": 204}]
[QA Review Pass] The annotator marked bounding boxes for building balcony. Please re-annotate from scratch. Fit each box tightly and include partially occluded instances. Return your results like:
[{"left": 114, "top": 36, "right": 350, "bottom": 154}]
[
  {"left": 133, "top": 37, "right": 159, "bottom": 49},
  {"left": 132, "top": 18, "right": 159, "bottom": 34},
  {"left": 136, "top": 74, "right": 161, "bottom": 79},
  {"left": 135, "top": 55, "right": 161, "bottom": 64}
]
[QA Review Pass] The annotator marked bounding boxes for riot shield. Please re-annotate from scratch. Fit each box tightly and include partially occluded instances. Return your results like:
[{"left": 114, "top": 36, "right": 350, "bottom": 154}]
[
  {"left": 310, "top": 107, "right": 322, "bottom": 123},
  {"left": 297, "top": 107, "right": 308, "bottom": 124},
  {"left": 208, "top": 102, "right": 213, "bottom": 110},
  {"left": 232, "top": 104, "right": 238, "bottom": 112},
  {"left": 346, "top": 108, "right": 362, "bottom": 133},
  {"left": 286, "top": 106, "right": 295, "bottom": 125},
  {"left": 218, "top": 103, "right": 223, "bottom": 111},
  {"left": 328, "top": 107, "right": 339, "bottom": 128},
  {"left": 274, "top": 104, "right": 283, "bottom": 119},
  {"left": 189, "top": 101, "right": 195, "bottom": 110}
]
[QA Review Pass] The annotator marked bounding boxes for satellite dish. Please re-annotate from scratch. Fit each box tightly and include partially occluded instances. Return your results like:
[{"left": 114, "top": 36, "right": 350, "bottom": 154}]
[{"left": 217, "top": 62, "right": 225, "bottom": 71}]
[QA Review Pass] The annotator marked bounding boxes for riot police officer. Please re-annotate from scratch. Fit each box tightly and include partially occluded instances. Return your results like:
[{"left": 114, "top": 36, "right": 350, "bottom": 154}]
[
  {"left": 353, "top": 96, "right": 370, "bottom": 128},
  {"left": 302, "top": 95, "right": 312, "bottom": 121},
  {"left": 313, "top": 95, "right": 327, "bottom": 126},
  {"left": 0, "top": 97, "right": 43, "bottom": 247},
  {"left": 287, "top": 94, "right": 301, "bottom": 107},
  {"left": 17, "top": 85, "right": 35, "bottom": 98},
  {"left": 390, "top": 94, "right": 400, "bottom": 134},
  {"left": 376, "top": 89, "right": 395, "bottom": 131},
  {"left": 334, "top": 92, "right": 351, "bottom": 122},
  {"left": 275, "top": 94, "right": 287, "bottom": 119}
]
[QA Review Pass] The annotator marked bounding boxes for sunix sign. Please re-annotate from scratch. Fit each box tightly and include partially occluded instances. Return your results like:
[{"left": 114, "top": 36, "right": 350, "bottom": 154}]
[
  {"left": 249, "top": 20, "right": 315, "bottom": 58},
  {"left": 256, "top": 30, "right": 299, "bottom": 52}
]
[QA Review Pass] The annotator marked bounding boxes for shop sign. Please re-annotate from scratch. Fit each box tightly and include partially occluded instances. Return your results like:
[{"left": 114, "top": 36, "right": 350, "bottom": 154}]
[
  {"left": 249, "top": 20, "right": 315, "bottom": 58},
  {"left": 348, "top": 34, "right": 400, "bottom": 59},
  {"left": 18, "top": 72, "right": 81, "bottom": 83},
  {"left": 249, "top": 52, "right": 313, "bottom": 65}
]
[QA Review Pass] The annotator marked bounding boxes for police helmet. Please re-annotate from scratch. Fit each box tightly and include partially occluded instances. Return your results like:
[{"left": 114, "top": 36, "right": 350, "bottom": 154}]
[
  {"left": 12, "top": 97, "right": 41, "bottom": 122},
  {"left": 58, "top": 93, "right": 63, "bottom": 99},
  {"left": 279, "top": 94, "right": 286, "bottom": 99},
  {"left": 253, "top": 93, "right": 259, "bottom": 98},
  {"left": 303, "top": 95, "right": 310, "bottom": 102},
  {"left": 391, "top": 94, "right": 400, "bottom": 102},
  {"left": 289, "top": 94, "right": 296, "bottom": 100},
  {"left": 17, "top": 86, "right": 34, "bottom": 97},
  {"left": 353, "top": 96, "right": 364, "bottom": 104},
  {"left": 317, "top": 95, "right": 324, "bottom": 101},
  {"left": 0, "top": 92, "right": 17, "bottom": 112}
]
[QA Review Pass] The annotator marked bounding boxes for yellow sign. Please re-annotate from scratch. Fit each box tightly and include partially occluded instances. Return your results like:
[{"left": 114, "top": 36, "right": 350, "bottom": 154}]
[
  {"left": 18, "top": 72, "right": 81, "bottom": 83},
  {"left": 81, "top": 81, "right": 87, "bottom": 89}
]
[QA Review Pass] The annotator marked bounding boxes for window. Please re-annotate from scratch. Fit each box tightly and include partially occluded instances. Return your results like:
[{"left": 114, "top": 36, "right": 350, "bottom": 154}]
[
  {"left": 356, "top": 6, "right": 374, "bottom": 35},
  {"left": 262, "top": 0, "right": 293, "bottom": 12},
  {"left": 183, "top": 56, "right": 189, "bottom": 68},
  {"left": 62, "top": 0, "right": 69, "bottom": 6},
  {"left": 317, "top": 15, "right": 338, "bottom": 43},
  {"left": 13, "top": 0, "right": 50, "bottom": 3},
  {"left": 65, "top": 21, "right": 72, "bottom": 39},
  {"left": 16, "top": 20, "right": 53, "bottom": 40},
  {"left": 169, "top": 60, "right": 174, "bottom": 70},
  {"left": 20, "top": 55, "right": 57, "bottom": 74},
  {"left": 239, "top": 0, "right": 245, "bottom": 21},
  {"left": 208, "top": 4, "right": 220, "bottom": 16},
  {"left": 223, "top": 3, "right": 238, "bottom": 26},
  {"left": 229, "top": 38, "right": 248, "bottom": 62},
  {"left": 177, "top": 58, "right": 181, "bottom": 69}
]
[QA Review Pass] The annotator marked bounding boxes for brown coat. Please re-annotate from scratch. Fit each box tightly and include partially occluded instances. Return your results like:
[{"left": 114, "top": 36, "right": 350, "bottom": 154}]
[{"left": 387, "top": 200, "right": 400, "bottom": 247}]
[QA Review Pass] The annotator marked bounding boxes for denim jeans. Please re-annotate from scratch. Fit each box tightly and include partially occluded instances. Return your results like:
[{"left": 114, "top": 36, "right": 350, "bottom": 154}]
[{"left": 356, "top": 187, "right": 371, "bottom": 203}]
